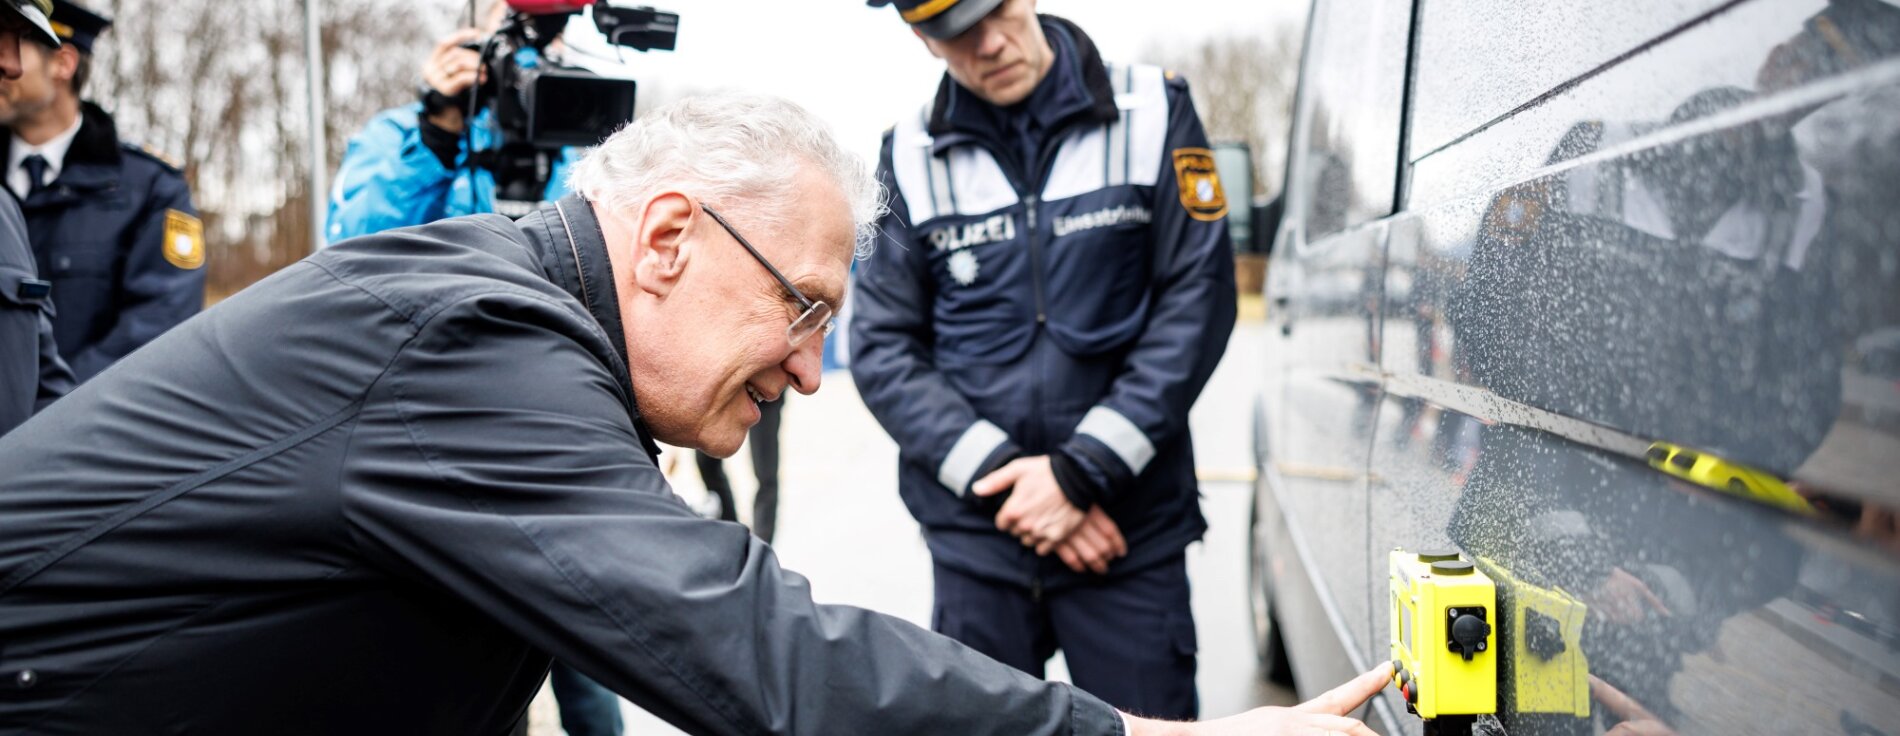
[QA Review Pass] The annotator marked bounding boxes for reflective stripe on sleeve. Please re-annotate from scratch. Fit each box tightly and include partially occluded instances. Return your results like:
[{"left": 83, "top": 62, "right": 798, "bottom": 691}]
[
  {"left": 939, "top": 419, "right": 1009, "bottom": 495},
  {"left": 1076, "top": 406, "right": 1156, "bottom": 475}
]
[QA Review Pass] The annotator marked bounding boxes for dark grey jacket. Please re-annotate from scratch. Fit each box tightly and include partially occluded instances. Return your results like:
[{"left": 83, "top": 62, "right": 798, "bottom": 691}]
[
  {"left": 0, "top": 193, "right": 72, "bottom": 437},
  {"left": 0, "top": 195, "right": 1124, "bottom": 736}
]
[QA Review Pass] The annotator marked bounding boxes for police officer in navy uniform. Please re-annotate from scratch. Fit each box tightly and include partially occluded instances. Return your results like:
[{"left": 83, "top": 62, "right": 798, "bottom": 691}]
[
  {"left": 853, "top": 0, "right": 1236, "bottom": 719},
  {"left": 0, "top": 0, "right": 73, "bottom": 436},
  {"left": 0, "top": 0, "right": 202, "bottom": 382}
]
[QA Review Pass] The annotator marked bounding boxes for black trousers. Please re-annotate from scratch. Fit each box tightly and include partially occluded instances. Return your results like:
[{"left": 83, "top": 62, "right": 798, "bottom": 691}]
[
  {"left": 694, "top": 398, "right": 782, "bottom": 543},
  {"left": 930, "top": 553, "right": 1199, "bottom": 720}
]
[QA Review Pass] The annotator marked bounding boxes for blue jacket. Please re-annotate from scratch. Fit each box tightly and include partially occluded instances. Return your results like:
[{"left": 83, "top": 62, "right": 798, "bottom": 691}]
[
  {"left": 5, "top": 102, "right": 204, "bottom": 382},
  {"left": 851, "top": 17, "right": 1237, "bottom": 588},
  {"left": 326, "top": 103, "right": 578, "bottom": 244}
]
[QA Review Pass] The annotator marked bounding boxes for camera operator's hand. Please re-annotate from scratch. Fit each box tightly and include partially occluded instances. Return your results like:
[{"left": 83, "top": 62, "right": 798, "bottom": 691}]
[{"left": 421, "top": 28, "right": 486, "bottom": 134}]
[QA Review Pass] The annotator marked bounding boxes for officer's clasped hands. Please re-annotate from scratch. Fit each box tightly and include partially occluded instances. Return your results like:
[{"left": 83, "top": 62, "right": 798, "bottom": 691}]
[
  {"left": 1057, "top": 506, "right": 1127, "bottom": 574},
  {"left": 975, "top": 455, "right": 1129, "bottom": 572}
]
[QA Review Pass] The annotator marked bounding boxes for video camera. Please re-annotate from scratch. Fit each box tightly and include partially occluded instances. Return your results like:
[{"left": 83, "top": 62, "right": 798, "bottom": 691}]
[{"left": 462, "top": 0, "right": 679, "bottom": 208}]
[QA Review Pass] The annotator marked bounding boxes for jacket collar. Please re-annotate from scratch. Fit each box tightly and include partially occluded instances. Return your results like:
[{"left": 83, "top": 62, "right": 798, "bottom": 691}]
[
  {"left": 66, "top": 101, "right": 122, "bottom": 166},
  {"left": 926, "top": 15, "right": 1120, "bottom": 154},
  {"left": 0, "top": 101, "right": 124, "bottom": 195},
  {"left": 521, "top": 194, "right": 663, "bottom": 460}
]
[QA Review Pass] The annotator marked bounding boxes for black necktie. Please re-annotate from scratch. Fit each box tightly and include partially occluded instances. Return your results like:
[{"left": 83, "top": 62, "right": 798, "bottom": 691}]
[{"left": 20, "top": 154, "right": 48, "bottom": 198}]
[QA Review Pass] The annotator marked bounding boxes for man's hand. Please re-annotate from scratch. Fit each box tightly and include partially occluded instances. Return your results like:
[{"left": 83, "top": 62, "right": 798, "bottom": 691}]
[
  {"left": 1055, "top": 505, "right": 1126, "bottom": 574},
  {"left": 1590, "top": 675, "right": 1678, "bottom": 736},
  {"left": 1587, "top": 567, "right": 1672, "bottom": 625},
  {"left": 973, "top": 456, "right": 1086, "bottom": 554},
  {"left": 420, "top": 28, "right": 486, "bottom": 133},
  {"left": 1126, "top": 663, "right": 1391, "bottom": 735}
]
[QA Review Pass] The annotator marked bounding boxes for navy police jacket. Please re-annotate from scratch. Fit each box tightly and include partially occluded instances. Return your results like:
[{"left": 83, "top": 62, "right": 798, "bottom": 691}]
[
  {"left": 0, "top": 196, "right": 1124, "bottom": 735},
  {"left": 851, "top": 16, "right": 1237, "bottom": 588},
  {"left": 3, "top": 101, "right": 204, "bottom": 382}
]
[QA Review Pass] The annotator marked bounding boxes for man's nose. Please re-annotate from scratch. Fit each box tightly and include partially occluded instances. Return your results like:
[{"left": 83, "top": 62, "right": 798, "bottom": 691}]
[
  {"left": 974, "top": 22, "right": 1008, "bottom": 58},
  {"left": 0, "top": 33, "right": 22, "bottom": 80},
  {"left": 783, "top": 338, "right": 824, "bottom": 396}
]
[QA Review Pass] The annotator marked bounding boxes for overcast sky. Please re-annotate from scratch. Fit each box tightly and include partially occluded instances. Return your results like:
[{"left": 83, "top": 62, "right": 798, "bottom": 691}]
[{"left": 560, "top": 0, "right": 1310, "bottom": 165}]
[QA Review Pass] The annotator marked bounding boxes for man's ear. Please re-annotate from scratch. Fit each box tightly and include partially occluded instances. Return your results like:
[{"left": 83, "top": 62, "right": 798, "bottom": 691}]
[
  {"left": 52, "top": 47, "right": 78, "bottom": 87},
  {"left": 629, "top": 191, "right": 695, "bottom": 297}
]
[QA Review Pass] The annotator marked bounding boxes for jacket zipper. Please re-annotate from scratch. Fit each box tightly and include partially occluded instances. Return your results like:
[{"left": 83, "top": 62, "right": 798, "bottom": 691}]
[
  {"left": 945, "top": 118, "right": 1092, "bottom": 591},
  {"left": 1024, "top": 194, "right": 1045, "bottom": 324}
]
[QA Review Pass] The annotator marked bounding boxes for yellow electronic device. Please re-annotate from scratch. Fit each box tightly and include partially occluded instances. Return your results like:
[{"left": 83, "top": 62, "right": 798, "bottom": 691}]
[
  {"left": 1389, "top": 549, "right": 1498, "bottom": 721},
  {"left": 1479, "top": 558, "right": 1591, "bottom": 720},
  {"left": 1645, "top": 441, "right": 1813, "bottom": 516}
]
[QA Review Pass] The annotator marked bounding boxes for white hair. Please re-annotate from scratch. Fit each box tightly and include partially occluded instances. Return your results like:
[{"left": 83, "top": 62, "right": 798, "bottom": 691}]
[{"left": 567, "top": 94, "right": 885, "bottom": 259}]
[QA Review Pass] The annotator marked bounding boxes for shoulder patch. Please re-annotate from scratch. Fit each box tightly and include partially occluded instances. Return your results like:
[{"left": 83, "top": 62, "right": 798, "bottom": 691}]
[
  {"left": 124, "top": 142, "right": 184, "bottom": 172},
  {"left": 162, "top": 209, "right": 206, "bottom": 270},
  {"left": 1171, "top": 148, "right": 1228, "bottom": 221}
]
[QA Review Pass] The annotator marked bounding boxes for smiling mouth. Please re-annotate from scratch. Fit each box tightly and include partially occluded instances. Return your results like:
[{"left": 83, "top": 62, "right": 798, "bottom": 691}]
[{"left": 745, "top": 384, "right": 774, "bottom": 404}]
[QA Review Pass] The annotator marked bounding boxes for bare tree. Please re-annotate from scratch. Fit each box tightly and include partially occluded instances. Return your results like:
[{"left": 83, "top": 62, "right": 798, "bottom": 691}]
[
  {"left": 91, "top": 0, "right": 465, "bottom": 298},
  {"left": 1144, "top": 26, "right": 1302, "bottom": 199}
]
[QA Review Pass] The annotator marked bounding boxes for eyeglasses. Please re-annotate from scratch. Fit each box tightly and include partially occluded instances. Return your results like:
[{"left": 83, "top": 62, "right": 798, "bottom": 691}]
[{"left": 700, "top": 204, "right": 836, "bottom": 348}]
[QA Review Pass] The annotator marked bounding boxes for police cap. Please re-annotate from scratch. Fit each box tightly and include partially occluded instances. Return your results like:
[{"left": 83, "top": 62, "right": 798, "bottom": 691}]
[
  {"left": 867, "top": 0, "right": 1005, "bottom": 40},
  {"left": 46, "top": 0, "right": 108, "bottom": 53},
  {"left": 1, "top": 0, "right": 60, "bottom": 48}
]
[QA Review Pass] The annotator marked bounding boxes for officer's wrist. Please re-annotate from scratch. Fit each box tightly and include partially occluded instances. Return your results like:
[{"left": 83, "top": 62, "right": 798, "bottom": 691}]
[
  {"left": 969, "top": 442, "right": 1024, "bottom": 518},
  {"left": 1048, "top": 450, "right": 1098, "bottom": 510}
]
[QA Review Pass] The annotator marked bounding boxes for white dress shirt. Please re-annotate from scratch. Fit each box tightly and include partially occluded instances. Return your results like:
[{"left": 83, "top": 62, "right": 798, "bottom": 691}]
[{"left": 8, "top": 116, "right": 83, "bottom": 198}]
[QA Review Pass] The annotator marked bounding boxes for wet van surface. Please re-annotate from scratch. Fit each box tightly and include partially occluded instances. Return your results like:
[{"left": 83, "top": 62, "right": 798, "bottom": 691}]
[{"left": 1251, "top": 1, "right": 1900, "bottom": 734}]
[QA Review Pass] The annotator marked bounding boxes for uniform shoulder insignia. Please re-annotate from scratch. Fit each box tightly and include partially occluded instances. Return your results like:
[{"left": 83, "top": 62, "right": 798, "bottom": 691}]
[
  {"left": 1171, "top": 147, "right": 1228, "bottom": 222},
  {"left": 161, "top": 209, "right": 206, "bottom": 270},
  {"left": 124, "top": 142, "right": 184, "bottom": 173},
  {"left": 1163, "top": 69, "right": 1189, "bottom": 89}
]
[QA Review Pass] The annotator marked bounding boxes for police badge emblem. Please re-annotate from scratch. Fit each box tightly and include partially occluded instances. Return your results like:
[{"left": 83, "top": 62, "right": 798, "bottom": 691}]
[
  {"left": 1171, "top": 147, "right": 1229, "bottom": 222},
  {"left": 948, "top": 249, "right": 980, "bottom": 286},
  {"left": 162, "top": 209, "right": 205, "bottom": 270}
]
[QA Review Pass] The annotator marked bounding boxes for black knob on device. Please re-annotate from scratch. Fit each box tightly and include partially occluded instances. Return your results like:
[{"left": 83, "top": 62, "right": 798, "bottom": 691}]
[
  {"left": 1449, "top": 612, "right": 1490, "bottom": 661},
  {"left": 1525, "top": 608, "right": 1566, "bottom": 660}
]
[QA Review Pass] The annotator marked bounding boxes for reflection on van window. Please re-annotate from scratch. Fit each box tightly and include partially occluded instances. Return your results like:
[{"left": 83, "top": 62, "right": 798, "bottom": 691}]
[{"left": 1290, "top": 0, "right": 1409, "bottom": 242}]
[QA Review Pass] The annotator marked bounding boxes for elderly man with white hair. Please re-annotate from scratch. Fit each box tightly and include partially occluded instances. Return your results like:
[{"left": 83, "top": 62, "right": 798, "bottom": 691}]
[{"left": 0, "top": 94, "right": 1386, "bottom": 735}]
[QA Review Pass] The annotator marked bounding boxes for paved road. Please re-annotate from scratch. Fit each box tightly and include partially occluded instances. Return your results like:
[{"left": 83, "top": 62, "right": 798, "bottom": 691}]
[{"left": 528, "top": 323, "right": 1291, "bottom": 734}]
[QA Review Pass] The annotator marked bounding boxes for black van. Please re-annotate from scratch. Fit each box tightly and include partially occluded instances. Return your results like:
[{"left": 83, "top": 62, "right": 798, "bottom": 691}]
[{"left": 1250, "top": 1, "right": 1900, "bottom": 734}]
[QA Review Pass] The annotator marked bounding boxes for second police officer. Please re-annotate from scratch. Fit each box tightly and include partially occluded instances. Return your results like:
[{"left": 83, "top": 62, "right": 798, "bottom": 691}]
[
  {"left": 852, "top": 0, "right": 1237, "bottom": 719},
  {"left": 0, "top": 0, "right": 203, "bottom": 382}
]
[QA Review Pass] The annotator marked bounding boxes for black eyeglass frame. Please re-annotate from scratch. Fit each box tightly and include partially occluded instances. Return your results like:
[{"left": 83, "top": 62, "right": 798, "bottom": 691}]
[{"left": 700, "top": 204, "right": 836, "bottom": 347}]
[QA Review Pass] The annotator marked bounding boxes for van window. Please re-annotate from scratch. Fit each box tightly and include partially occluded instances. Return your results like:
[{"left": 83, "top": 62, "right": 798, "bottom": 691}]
[
  {"left": 1289, "top": 0, "right": 1412, "bottom": 243},
  {"left": 1408, "top": 0, "right": 1731, "bottom": 158}
]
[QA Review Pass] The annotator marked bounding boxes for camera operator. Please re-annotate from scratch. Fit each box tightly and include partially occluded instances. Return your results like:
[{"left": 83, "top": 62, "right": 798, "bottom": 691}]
[{"left": 323, "top": 6, "right": 582, "bottom": 245}]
